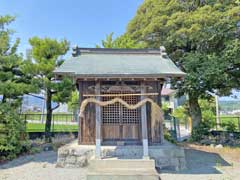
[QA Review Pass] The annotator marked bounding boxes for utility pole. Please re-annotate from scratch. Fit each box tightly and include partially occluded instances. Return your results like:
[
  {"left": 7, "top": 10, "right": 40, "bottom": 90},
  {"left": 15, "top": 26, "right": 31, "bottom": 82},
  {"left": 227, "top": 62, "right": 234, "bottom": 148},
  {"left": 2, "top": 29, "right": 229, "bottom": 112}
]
[{"left": 215, "top": 95, "right": 220, "bottom": 129}]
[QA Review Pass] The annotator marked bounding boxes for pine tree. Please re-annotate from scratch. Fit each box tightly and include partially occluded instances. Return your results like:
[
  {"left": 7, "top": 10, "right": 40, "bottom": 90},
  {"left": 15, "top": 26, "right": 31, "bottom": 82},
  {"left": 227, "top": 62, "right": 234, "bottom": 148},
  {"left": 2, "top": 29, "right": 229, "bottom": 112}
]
[
  {"left": 0, "top": 15, "right": 35, "bottom": 160},
  {"left": 28, "top": 37, "right": 72, "bottom": 142}
]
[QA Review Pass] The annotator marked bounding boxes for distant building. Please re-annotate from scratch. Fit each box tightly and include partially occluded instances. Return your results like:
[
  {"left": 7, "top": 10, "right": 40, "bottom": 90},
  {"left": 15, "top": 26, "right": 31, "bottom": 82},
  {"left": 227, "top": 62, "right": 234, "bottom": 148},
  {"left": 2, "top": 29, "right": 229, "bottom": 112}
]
[{"left": 161, "top": 88, "right": 186, "bottom": 120}]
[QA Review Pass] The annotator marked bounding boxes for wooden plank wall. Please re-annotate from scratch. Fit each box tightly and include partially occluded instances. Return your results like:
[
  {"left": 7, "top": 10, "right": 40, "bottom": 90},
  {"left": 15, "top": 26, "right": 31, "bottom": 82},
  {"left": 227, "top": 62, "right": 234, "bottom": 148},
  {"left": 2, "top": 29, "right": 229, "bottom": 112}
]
[
  {"left": 77, "top": 80, "right": 163, "bottom": 145},
  {"left": 78, "top": 81, "right": 96, "bottom": 144},
  {"left": 145, "top": 81, "right": 163, "bottom": 144}
]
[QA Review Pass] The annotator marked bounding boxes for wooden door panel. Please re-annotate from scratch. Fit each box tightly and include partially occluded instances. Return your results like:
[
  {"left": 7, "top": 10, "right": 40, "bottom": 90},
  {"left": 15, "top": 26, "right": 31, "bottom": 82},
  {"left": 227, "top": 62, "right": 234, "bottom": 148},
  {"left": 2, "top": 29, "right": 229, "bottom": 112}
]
[
  {"left": 101, "top": 89, "right": 141, "bottom": 141},
  {"left": 122, "top": 124, "right": 140, "bottom": 139},
  {"left": 102, "top": 125, "right": 120, "bottom": 139}
]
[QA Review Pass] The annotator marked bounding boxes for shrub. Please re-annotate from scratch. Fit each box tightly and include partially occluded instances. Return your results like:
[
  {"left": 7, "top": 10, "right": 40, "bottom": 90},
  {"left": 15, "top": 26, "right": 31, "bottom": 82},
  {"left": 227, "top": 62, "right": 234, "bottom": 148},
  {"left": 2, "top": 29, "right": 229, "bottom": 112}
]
[
  {"left": 0, "top": 104, "right": 30, "bottom": 161},
  {"left": 190, "top": 119, "right": 212, "bottom": 142},
  {"left": 163, "top": 125, "right": 176, "bottom": 144},
  {"left": 222, "top": 121, "right": 237, "bottom": 133},
  {"left": 172, "top": 106, "right": 188, "bottom": 124}
]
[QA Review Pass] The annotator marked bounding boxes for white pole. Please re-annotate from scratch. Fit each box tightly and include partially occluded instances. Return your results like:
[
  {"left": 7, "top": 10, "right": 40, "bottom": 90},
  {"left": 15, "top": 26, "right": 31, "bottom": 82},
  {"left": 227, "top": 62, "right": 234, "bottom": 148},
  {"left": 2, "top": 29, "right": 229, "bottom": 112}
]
[
  {"left": 41, "top": 92, "right": 45, "bottom": 124},
  {"left": 215, "top": 95, "right": 220, "bottom": 129}
]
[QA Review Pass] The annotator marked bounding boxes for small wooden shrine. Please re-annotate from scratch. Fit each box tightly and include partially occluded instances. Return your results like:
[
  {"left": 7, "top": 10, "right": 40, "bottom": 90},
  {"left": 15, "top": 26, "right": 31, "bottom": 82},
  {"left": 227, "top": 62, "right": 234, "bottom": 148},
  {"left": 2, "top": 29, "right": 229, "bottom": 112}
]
[{"left": 54, "top": 47, "right": 185, "bottom": 159}]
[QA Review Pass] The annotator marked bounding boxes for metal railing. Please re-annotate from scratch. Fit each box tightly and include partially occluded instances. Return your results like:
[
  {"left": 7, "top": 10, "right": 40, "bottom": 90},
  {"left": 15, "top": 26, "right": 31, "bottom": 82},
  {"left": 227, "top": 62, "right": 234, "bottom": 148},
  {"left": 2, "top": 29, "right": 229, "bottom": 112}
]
[
  {"left": 20, "top": 113, "right": 78, "bottom": 132},
  {"left": 21, "top": 113, "right": 77, "bottom": 123}
]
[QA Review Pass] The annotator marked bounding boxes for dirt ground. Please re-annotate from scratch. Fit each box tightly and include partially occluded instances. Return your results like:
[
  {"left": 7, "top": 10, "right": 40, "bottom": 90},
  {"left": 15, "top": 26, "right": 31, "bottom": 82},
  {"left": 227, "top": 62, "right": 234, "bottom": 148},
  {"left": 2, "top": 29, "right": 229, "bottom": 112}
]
[
  {"left": 0, "top": 143, "right": 240, "bottom": 180},
  {"left": 160, "top": 143, "right": 240, "bottom": 180}
]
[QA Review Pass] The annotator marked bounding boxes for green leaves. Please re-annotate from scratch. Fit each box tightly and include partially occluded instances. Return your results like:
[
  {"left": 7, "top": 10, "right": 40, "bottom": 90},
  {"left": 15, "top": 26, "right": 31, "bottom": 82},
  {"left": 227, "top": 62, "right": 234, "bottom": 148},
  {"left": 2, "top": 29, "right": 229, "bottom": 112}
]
[
  {"left": 52, "top": 77, "right": 73, "bottom": 103},
  {"left": 28, "top": 37, "right": 72, "bottom": 142},
  {"left": 0, "top": 103, "right": 29, "bottom": 161},
  {"left": 127, "top": 0, "right": 240, "bottom": 96},
  {"left": 0, "top": 15, "right": 37, "bottom": 103},
  {"left": 28, "top": 37, "right": 72, "bottom": 103},
  {"left": 67, "top": 90, "right": 79, "bottom": 112},
  {"left": 97, "top": 33, "right": 145, "bottom": 49},
  {"left": 29, "top": 37, "right": 69, "bottom": 75},
  {"left": 126, "top": 0, "right": 240, "bottom": 126}
]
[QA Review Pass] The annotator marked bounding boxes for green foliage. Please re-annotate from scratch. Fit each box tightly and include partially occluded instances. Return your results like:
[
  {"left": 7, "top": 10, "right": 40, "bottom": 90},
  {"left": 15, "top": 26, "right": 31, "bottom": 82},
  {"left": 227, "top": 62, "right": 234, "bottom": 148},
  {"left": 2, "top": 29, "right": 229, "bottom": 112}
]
[
  {"left": 163, "top": 125, "right": 176, "bottom": 144},
  {"left": 0, "top": 104, "right": 30, "bottom": 161},
  {"left": 126, "top": 0, "right": 240, "bottom": 127},
  {"left": 199, "top": 99, "right": 216, "bottom": 128},
  {"left": 0, "top": 15, "right": 34, "bottom": 160},
  {"left": 191, "top": 119, "right": 212, "bottom": 141},
  {"left": 28, "top": 37, "right": 72, "bottom": 142},
  {"left": 97, "top": 32, "right": 145, "bottom": 48},
  {"left": 222, "top": 121, "right": 237, "bottom": 132},
  {"left": 161, "top": 102, "right": 170, "bottom": 113},
  {"left": 172, "top": 105, "right": 188, "bottom": 124},
  {"left": 28, "top": 37, "right": 71, "bottom": 102},
  {"left": 223, "top": 39, "right": 240, "bottom": 89},
  {"left": 0, "top": 16, "right": 37, "bottom": 103},
  {"left": 67, "top": 90, "right": 79, "bottom": 112}
]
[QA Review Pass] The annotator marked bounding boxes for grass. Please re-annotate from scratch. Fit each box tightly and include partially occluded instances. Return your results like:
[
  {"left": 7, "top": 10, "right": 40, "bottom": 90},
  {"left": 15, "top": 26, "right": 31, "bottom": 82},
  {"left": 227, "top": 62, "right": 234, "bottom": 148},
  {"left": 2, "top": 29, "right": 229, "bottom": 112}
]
[
  {"left": 26, "top": 123, "right": 78, "bottom": 132},
  {"left": 219, "top": 116, "right": 240, "bottom": 131},
  {"left": 21, "top": 113, "right": 75, "bottom": 122},
  {"left": 220, "top": 116, "right": 240, "bottom": 124}
]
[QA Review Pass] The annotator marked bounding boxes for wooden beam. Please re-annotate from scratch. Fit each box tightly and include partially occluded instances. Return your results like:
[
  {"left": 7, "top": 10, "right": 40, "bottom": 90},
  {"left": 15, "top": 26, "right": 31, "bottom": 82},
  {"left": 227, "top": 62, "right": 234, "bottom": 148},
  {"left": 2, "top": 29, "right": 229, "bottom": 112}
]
[
  {"left": 78, "top": 82, "right": 83, "bottom": 145},
  {"left": 141, "top": 82, "right": 149, "bottom": 159},
  {"left": 76, "top": 77, "right": 166, "bottom": 82},
  {"left": 151, "top": 82, "right": 164, "bottom": 144},
  {"left": 95, "top": 82, "right": 101, "bottom": 159},
  {"left": 83, "top": 93, "right": 159, "bottom": 97}
]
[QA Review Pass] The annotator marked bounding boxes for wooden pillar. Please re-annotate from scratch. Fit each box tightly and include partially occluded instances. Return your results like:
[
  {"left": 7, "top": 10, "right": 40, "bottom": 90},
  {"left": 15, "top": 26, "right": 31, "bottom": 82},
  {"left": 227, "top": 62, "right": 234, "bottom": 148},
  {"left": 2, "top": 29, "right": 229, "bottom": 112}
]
[
  {"left": 78, "top": 81, "right": 83, "bottom": 145},
  {"left": 157, "top": 82, "right": 164, "bottom": 144},
  {"left": 95, "top": 82, "right": 101, "bottom": 159},
  {"left": 141, "top": 82, "right": 149, "bottom": 159}
]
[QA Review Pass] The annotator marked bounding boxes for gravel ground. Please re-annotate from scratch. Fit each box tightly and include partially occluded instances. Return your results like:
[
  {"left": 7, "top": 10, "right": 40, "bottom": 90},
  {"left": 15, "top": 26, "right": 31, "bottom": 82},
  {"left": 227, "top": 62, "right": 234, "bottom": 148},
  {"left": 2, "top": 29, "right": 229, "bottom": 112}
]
[
  {"left": 0, "top": 151, "right": 87, "bottom": 180},
  {"left": 1, "top": 146, "right": 240, "bottom": 180},
  {"left": 160, "top": 148, "right": 240, "bottom": 180}
]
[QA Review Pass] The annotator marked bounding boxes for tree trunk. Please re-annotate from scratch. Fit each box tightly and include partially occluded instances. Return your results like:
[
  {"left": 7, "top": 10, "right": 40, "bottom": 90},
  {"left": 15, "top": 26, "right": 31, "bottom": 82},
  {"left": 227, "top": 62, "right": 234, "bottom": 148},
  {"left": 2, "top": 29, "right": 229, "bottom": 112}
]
[
  {"left": 45, "top": 89, "right": 52, "bottom": 143},
  {"left": 188, "top": 93, "right": 202, "bottom": 128}
]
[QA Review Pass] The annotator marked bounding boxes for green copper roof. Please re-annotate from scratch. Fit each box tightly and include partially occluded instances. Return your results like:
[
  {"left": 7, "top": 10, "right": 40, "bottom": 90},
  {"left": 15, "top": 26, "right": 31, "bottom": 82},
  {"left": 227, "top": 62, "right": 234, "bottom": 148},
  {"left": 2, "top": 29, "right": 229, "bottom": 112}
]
[{"left": 54, "top": 48, "right": 185, "bottom": 78}]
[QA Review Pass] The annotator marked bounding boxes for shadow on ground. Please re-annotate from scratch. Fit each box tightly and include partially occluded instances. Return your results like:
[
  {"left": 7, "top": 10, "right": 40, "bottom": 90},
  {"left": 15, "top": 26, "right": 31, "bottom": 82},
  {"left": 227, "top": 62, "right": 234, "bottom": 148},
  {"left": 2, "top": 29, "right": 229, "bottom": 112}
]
[
  {"left": 159, "top": 148, "right": 231, "bottom": 174},
  {"left": 0, "top": 151, "right": 57, "bottom": 169},
  {"left": 1, "top": 146, "right": 232, "bottom": 176}
]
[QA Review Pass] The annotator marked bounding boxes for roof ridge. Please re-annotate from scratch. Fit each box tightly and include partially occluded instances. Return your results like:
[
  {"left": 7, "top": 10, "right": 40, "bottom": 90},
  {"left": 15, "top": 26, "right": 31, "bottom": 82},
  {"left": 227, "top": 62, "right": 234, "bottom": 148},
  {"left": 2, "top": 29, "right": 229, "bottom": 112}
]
[{"left": 72, "top": 47, "right": 161, "bottom": 56}]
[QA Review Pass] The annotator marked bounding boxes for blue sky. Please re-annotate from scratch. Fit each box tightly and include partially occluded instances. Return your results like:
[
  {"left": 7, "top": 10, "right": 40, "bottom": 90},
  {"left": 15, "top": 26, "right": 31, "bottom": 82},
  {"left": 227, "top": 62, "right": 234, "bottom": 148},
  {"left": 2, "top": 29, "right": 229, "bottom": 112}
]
[
  {"left": 1, "top": 0, "right": 239, "bottom": 102},
  {"left": 1, "top": 0, "right": 143, "bottom": 56}
]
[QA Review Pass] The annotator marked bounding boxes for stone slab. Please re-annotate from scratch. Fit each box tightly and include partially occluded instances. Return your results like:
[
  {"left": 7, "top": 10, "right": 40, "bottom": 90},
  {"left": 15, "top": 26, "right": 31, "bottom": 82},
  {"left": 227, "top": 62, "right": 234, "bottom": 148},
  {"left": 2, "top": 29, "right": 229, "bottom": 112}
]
[
  {"left": 57, "top": 140, "right": 186, "bottom": 171},
  {"left": 87, "top": 159, "right": 159, "bottom": 180},
  {"left": 87, "top": 174, "right": 160, "bottom": 180},
  {"left": 89, "top": 159, "right": 156, "bottom": 171}
]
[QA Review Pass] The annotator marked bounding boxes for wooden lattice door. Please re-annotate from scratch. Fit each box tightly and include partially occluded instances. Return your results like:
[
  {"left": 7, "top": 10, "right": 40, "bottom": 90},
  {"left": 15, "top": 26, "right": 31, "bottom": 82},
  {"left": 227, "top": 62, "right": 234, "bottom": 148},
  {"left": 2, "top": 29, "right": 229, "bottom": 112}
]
[{"left": 101, "top": 91, "right": 141, "bottom": 141}]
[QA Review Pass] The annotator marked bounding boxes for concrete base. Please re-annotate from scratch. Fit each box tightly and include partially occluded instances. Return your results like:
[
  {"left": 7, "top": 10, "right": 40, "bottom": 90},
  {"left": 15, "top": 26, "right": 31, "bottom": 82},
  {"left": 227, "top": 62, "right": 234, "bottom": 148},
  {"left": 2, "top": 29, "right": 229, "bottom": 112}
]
[
  {"left": 56, "top": 140, "right": 186, "bottom": 171},
  {"left": 87, "top": 159, "right": 159, "bottom": 180},
  {"left": 87, "top": 172, "right": 159, "bottom": 180}
]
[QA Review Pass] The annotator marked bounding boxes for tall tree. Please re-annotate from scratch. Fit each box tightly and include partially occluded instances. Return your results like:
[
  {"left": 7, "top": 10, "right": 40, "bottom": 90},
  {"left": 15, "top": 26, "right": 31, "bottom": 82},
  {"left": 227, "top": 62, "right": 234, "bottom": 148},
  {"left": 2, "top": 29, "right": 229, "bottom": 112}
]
[
  {"left": 96, "top": 32, "right": 145, "bottom": 48},
  {"left": 0, "top": 15, "right": 35, "bottom": 160},
  {"left": 28, "top": 37, "right": 72, "bottom": 142},
  {"left": 0, "top": 16, "right": 36, "bottom": 104},
  {"left": 126, "top": 0, "right": 240, "bottom": 127}
]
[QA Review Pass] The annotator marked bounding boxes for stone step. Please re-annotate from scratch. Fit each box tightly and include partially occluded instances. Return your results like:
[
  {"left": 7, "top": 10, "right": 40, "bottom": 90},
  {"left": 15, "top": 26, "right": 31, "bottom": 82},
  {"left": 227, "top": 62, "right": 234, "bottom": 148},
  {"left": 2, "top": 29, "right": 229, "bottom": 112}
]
[
  {"left": 87, "top": 168, "right": 159, "bottom": 180},
  {"left": 87, "top": 159, "right": 159, "bottom": 180},
  {"left": 87, "top": 173, "right": 159, "bottom": 180},
  {"left": 89, "top": 159, "right": 156, "bottom": 171}
]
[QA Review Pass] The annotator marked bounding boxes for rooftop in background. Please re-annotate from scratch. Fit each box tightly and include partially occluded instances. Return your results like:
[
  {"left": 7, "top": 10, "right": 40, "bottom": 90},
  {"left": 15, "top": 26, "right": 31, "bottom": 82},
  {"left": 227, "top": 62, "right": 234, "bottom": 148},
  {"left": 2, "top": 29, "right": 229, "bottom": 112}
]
[
  {"left": 161, "top": 88, "right": 175, "bottom": 96},
  {"left": 54, "top": 47, "right": 185, "bottom": 79}
]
